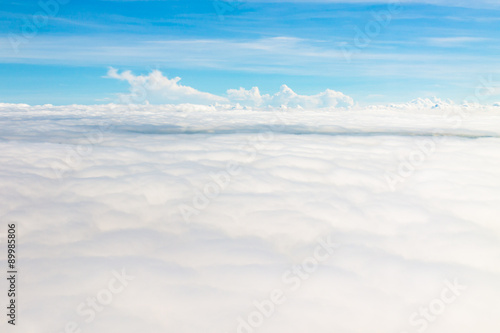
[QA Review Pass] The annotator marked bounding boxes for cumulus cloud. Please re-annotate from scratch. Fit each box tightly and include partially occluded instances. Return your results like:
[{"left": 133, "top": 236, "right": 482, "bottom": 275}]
[
  {"left": 106, "top": 67, "right": 228, "bottom": 105},
  {"left": 107, "top": 68, "right": 354, "bottom": 109},
  {"left": 228, "top": 84, "right": 354, "bottom": 108}
]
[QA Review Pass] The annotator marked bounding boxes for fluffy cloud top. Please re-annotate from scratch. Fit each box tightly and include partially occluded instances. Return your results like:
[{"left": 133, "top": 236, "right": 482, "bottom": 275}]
[
  {"left": 106, "top": 68, "right": 354, "bottom": 109},
  {"left": 106, "top": 67, "right": 228, "bottom": 105},
  {"left": 228, "top": 84, "right": 354, "bottom": 108},
  {"left": 1, "top": 104, "right": 500, "bottom": 333}
]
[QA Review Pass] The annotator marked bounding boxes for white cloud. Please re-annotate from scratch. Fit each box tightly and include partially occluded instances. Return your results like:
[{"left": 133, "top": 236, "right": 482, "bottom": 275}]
[
  {"left": 107, "top": 68, "right": 354, "bottom": 108},
  {"left": 93, "top": 0, "right": 500, "bottom": 8},
  {"left": 2, "top": 36, "right": 498, "bottom": 86},
  {"left": 227, "top": 86, "right": 265, "bottom": 107},
  {"left": 1, "top": 103, "right": 500, "bottom": 332},
  {"left": 425, "top": 36, "right": 490, "bottom": 46},
  {"left": 376, "top": 97, "right": 454, "bottom": 109},
  {"left": 245, "top": 0, "right": 500, "bottom": 9},
  {"left": 106, "top": 67, "right": 228, "bottom": 105},
  {"left": 227, "top": 84, "right": 354, "bottom": 108}
]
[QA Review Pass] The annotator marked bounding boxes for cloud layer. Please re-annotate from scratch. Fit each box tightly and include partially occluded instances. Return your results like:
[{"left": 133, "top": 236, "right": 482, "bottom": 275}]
[{"left": 1, "top": 104, "right": 500, "bottom": 332}]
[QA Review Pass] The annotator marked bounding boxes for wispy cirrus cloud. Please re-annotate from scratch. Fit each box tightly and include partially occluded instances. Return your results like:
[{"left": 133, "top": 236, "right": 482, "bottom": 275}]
[
  {"left": 244, "top": 0, "right": 500, "bottom": 9},
  {"left": 424, "top": 36, "right": 491, "bottom": 46},
  {"left": 1, "top": 35, "right": 498, "bottom": 77}
]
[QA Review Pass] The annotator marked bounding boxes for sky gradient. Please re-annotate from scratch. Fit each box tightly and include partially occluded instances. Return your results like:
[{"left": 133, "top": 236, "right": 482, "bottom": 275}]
[{"left": 1, "top": 0, "right": 500, "bottom": 105}]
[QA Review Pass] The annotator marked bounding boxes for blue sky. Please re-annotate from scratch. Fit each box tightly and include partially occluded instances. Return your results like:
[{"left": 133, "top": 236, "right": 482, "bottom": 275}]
[{"left": 1, "top": 0, "right": 500, "bottom": 105}]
